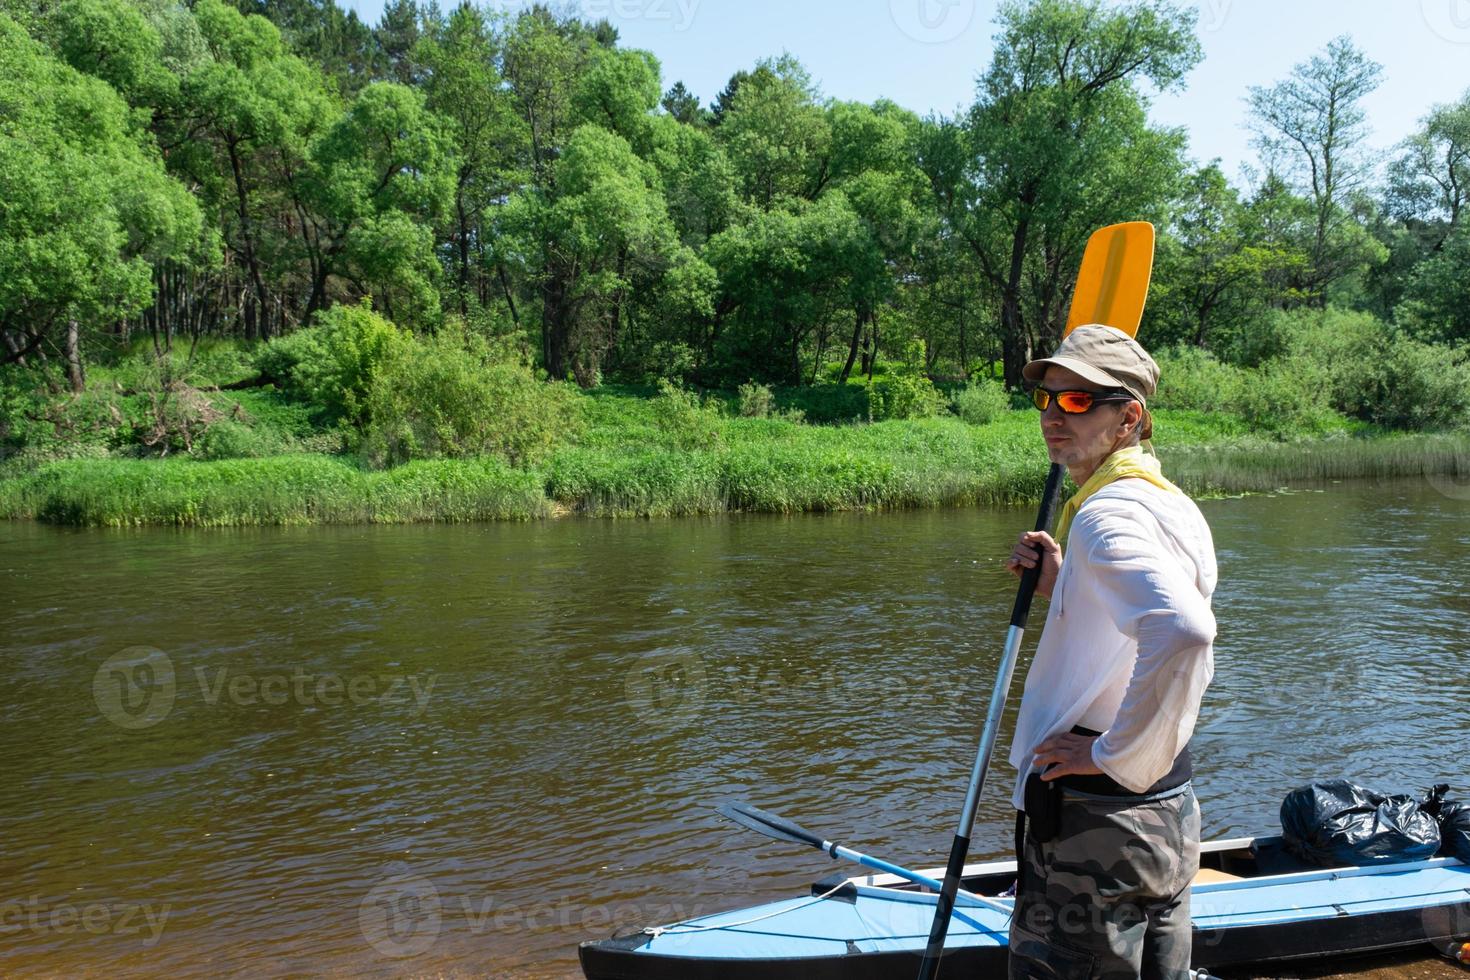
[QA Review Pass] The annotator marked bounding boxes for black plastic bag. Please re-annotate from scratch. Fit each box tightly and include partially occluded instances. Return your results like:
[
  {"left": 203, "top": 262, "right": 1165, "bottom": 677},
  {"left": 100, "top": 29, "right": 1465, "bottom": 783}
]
[
  {"left": 1438, "top": 800, "right": 1470, "bottom": 862},
  {"left": 1280, "top": 779, "right": 1441, "bottom": 867},
  {"left": 1414, "top": 783, "right": 1470, "bottom": 862}
]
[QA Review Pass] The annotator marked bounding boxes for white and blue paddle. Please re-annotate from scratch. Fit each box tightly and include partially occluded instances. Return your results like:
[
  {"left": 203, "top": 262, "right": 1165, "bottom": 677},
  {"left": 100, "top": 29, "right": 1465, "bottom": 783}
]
[{"left": 717, "top": 802, "right": 1014, "bottom": 915}]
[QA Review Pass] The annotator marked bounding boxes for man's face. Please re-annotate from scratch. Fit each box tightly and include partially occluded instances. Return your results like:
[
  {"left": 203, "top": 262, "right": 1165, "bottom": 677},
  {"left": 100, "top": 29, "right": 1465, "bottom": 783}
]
[{"left": 1037, "top": 365, "right": 1140, "bottom": 473}]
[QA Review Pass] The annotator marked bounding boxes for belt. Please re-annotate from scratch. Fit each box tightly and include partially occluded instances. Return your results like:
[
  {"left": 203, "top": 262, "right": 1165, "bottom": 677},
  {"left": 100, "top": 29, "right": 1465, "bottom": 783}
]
[{"left": 1048, "top": 725, "right": 1193, "bottom": 797}]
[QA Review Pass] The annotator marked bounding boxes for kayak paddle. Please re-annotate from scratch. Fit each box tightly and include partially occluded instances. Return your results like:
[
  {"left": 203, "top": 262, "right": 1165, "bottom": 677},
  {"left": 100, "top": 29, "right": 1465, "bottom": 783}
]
[
  {"left": 717, "top": 802, "right": 1014, "bottom": 915},
  {"left": 915, "top": 221, "right": 1156, "bottom": 979}
]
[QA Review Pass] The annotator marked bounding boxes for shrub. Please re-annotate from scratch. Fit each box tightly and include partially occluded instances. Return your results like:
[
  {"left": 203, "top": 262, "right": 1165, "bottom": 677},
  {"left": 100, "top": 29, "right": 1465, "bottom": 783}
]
[
  {"left": 951, "top": 379, "right": 1010, "bottom": 425},
  {"left": 0, "top": 375, "right": 128, "bottom": 453},
  {"left": 867, "top": 374, "right": 945, "bottom": 421},
  {"left": 778, "top": 384, "right": 869, "bottom": 424},
  {"left": 737, "top": 381, "right": 775, "bottom": 418},
  {"left": 1232, "top": 356, "right": 1341, "bottom": 437},
  {"left": 253, "top": 327, "right": 327, "bottom": 392},
  {"left": 1154, "top": 343, "right": 1342, "bottom": 437},
  {"left": 130, "top": 381, "right": 230, "bottom": 454},
  {"left": 1344, "top": 339, "right": 1470, "bottom": 430},
  {"left": 1272, "top": 307, "right": 1469, "bottom": 430},
  {"left": 652, "top": 380, "right": 722, "bottom": 449},
  {"left": 1224, "top": 308, "right": 1300, "bottom": 368},
  {"left": 195, "top": 420, "right": 288, "bottom": 460},
  {"left": 179, "top": 339, "right": 257, "bottom": 387},
  {"left": 1152, "top": 346, "right": 1247, "bottom": 412},
  {"left": 0, "top": 440, "right": 111, "bottom": 480},
  {"left": 358, "top": 330, "right": 580, "bottom": 468},
  {"left": 639, "top": 341, "right": 698, "bottom": 385},
  {"left": 256, "top": 301, "right": 413, "bottom": 424}
]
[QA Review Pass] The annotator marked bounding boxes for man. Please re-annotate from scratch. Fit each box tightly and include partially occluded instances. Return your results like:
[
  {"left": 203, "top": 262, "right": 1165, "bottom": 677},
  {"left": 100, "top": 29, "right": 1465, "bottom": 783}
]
[{"left": 1003, "top": 324, "right": 1218, "bottom": 980}]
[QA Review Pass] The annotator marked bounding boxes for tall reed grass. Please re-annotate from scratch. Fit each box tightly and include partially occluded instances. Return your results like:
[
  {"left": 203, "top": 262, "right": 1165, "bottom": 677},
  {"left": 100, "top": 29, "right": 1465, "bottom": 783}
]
[
  {"left": 0, "top": 455, "right": 548, "bottom": 526},
  {"left": 2, "top": 403, "right": 1465, "bottom": 525}
]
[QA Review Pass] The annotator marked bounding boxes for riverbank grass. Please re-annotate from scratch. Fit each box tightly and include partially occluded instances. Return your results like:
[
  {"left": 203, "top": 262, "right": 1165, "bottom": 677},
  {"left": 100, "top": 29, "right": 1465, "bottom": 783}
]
[
  {"left": 1, "top": 389, "right": 1466, "bottom": 525},
  {"left": 0, "top": 455, "right": 549, "bottom": 526}
]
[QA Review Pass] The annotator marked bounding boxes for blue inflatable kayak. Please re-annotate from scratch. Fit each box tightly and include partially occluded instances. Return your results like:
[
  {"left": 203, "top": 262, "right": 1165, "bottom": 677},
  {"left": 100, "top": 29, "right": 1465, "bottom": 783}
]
[{"left": 579, "top": 836, "right": 1470, "bottom": 978}]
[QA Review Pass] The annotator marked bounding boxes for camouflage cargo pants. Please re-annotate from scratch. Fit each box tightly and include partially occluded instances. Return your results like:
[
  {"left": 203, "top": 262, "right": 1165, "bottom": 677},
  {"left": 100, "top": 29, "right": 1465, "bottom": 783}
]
[{"left": 1008, "top": 783, "right": 1200, "bottom": 980}]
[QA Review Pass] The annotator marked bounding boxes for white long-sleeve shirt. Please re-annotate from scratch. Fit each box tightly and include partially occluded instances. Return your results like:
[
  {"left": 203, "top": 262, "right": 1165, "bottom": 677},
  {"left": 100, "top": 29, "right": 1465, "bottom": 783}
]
[{"left": 1008, "top": 478, "right": 1218, "bottom": 808}]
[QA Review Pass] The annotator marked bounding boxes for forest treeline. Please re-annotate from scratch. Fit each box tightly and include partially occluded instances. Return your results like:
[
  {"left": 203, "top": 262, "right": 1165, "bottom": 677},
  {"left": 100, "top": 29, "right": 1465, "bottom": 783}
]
[{"left": 2, "top": 0, "right": 1468, "bottom": 410}]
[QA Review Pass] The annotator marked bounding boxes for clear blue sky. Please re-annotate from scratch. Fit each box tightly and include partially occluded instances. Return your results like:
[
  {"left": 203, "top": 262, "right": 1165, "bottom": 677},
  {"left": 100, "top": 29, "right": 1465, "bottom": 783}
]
[{"left": 342, "top": 0, "right": 1470, "bottom": 180}]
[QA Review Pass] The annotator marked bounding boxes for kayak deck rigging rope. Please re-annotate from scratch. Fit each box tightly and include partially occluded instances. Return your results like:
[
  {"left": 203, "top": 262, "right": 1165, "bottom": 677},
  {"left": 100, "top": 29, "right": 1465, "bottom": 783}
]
[{"left": 639, "top": 878, "right": 851, "bottom": 940}]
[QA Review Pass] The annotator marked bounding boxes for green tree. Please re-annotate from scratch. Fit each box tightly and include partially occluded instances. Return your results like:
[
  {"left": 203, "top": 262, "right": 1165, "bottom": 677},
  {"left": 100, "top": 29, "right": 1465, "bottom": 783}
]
[
  {"left": 706, "top": 68, "right": 748, "bottom": 126},
  {"left": 573, "top": 45, "right": 661, "bottom": 153},
  {"left": 374, "top": 0, "right": 423, "bottom": 85},
  {"left": 648, "top": 114, "right": 737, "bottom": 247},
  {"left": 1151, "top": 164, "right": 1305, "bottom": 350},
  {"left": 660, "top": 80, "right": 702, "bottom": 125},
  {"left": 50, "top": 0, "right": 178, "bottom": 106},
  {"left": 499, "top": 7, "right": 681, "bottom": 381},
  {"left": 300, "top": 82, "right": 456, "bottom": 325},
  {"left": 503, "top": 6, "right": 603, "bottom": 191},
  {"left": 1372, "top": 92, "right": 1470, "bottom": 327},
  {"left": 923, "top": 0, "right": 1201, "bottom": 385},
  {"left": 416, "top": 2, "right": 527, "bottom": 318},
  {"left": 825, "top": 100, "right": 926, "bottom": 382},
  {"left": 233, "top": 0, "right": 382, "bottom": 95},
  {"left": 715, "top": 55, "right": 831, "bottom": 209},
  {"left": 1247, "top": 36, "right": 1385, "bottom": 301},
  {"left": 172, "top": 0, "right": 335, "bottom": 338},
  {"left": 1388, "top": 92, "right": 1470, "bottom": 236},
  {"left": 1396, "top": 223, "right": 1470, "bottom": 344},
  {"left": 0, "top": 14, "right": 201, "bottom": 387},
  {"left": 704, "top": 194, "right": 869, "bottom": 385},
  {"left": 507, "top": 125, "right": 678, "bottom": 384}
]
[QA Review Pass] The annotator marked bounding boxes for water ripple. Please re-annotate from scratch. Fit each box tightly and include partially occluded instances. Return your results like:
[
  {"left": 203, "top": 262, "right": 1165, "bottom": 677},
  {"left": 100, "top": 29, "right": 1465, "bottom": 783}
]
[{"left": 1, "top": 485, "right": 1467, "bottom": 977}]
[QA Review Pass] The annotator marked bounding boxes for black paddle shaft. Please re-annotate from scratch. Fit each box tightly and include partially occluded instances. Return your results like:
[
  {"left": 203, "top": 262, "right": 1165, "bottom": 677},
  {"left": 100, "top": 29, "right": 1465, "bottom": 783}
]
[
  {"left": 1010, "top": 463, "right": 1067, "bottom": 627},
  {"left": 915, "top": 462, "right": 1067, "bottom": 980}
]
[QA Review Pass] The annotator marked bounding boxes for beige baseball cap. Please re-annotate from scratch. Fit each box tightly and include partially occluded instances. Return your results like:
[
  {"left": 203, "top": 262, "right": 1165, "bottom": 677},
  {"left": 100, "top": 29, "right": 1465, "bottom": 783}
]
[{"left": 1022, "top": 324, "right": 1159, "bottom": 438}]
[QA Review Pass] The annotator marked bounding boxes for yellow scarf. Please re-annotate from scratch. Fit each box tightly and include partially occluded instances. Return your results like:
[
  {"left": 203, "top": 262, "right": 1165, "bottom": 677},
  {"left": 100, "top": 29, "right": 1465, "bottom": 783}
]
[{"left": 1054, "top": 445, "right": 1182, "bottom": 544}]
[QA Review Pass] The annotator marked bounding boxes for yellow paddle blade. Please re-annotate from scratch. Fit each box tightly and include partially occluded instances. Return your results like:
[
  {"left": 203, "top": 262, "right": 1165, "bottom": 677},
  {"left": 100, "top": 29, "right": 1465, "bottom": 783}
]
[{"left": 1064, "top": 221, "right": 1155, "bottom": 339}]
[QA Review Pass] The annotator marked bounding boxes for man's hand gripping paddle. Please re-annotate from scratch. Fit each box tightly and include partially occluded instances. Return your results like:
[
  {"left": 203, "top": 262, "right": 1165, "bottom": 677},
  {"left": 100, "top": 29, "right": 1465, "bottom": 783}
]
[{"left": 914, "top": 221, "right": 1156, "bottom": 979}]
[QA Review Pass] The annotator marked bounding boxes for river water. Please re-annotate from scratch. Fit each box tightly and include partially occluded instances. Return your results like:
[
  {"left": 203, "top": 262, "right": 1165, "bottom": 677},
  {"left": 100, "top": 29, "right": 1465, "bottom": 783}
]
[{"left": 2, "top": 478, "right": 1468, "bottom": 978}]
